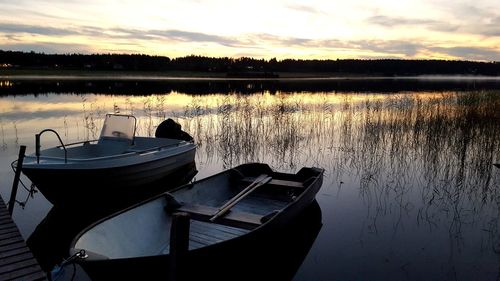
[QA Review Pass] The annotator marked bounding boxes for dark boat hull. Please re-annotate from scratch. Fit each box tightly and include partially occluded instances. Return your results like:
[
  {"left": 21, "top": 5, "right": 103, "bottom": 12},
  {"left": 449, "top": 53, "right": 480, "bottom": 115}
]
[{"left": 78, "top": 201, "right": 322, "bottom": 281}]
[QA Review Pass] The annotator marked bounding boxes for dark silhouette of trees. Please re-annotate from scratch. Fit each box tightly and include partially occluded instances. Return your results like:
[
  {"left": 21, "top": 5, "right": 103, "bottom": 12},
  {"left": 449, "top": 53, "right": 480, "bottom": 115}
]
[
  {"left": 1, "top": 50, "right": 499, "bottom": 76},
  {"left": 0, "top": 51, "right": 171, "bottom": 71}
]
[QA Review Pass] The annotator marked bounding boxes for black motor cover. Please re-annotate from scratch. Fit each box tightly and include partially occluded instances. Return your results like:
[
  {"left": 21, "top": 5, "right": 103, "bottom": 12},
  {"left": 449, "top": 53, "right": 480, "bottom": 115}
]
[{"left": 155, "top": 118, "right": 193, "bottom": 141}]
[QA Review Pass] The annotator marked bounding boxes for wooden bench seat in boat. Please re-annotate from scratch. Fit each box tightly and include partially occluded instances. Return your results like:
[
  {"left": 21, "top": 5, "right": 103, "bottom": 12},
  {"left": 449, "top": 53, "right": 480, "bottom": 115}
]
[{"left": 175, "top": 204, "right": 263, "bottom": 230}]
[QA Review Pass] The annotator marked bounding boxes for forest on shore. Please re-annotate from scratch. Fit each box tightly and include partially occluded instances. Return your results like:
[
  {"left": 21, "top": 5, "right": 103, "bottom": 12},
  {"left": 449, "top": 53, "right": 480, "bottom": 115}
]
[{"left": 1, "top": 50, "right": 500, "bottom": 76}]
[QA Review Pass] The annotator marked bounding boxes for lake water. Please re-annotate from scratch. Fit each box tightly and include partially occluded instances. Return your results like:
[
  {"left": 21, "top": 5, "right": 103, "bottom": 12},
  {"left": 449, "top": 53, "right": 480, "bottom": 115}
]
[{"left": 0, "top": 78, "right": 499, "bottom": 280}]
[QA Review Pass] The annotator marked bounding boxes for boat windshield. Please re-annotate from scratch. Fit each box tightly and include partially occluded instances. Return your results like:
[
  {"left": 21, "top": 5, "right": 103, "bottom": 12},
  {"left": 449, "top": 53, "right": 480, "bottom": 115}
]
[{"left": 99, "top": 114, "right": 136, "bottom": 144}]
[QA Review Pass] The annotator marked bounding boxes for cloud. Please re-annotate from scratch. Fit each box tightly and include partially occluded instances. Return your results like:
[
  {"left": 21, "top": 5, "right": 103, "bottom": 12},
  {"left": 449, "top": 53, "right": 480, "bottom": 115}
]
[
  {"left": 367, "top": 15, "right": 459, "bottom": 32},
  {"left": 0, "top": 23, "right": 241, "bottom": 47},
  {"left": 468, "top": 16, "right": 500, "bottom": 37},
  {"left": 354, "top": 40, "right": 422, "bottom": 56},
  {"left": 1, "top": 22, "right": 498, "bottom": 61},
  {"left": 108, "top": 28, "right": 242, "bottom": 47},
  {"left": 147, "top": 30, "right": 240, "bottom": 47},
  {"left": 409, "top": 2, "right": 500, "bottom": 38},
  {"left": 245, "top": 34, "right": 500, "bottom": 60},
  {"left": 430, "top": 46, "right": 500, "bottom": 61},
  {"left": 368, "top": 14, "right": 500, "bottom": 38},
  {"left": 286, "top": 4, "right": 324, "bottom": 15},
  {"left": 252, "top": 33, "right": 313, "bottom": 47},
  {"left": 0, "top": 109, "right": 84, "bottom": 121},
  {"left": 368, "top": 15, "right": 433, "bottom": 26},
  {"left": 0, "top": 23, "right": 77, "bottom": 36},
  {"left": 249, "top": 34, "right": 422, "bottom": 56},
  {"left": 1, "top": 42, "right": 92, "bottom": 54}
]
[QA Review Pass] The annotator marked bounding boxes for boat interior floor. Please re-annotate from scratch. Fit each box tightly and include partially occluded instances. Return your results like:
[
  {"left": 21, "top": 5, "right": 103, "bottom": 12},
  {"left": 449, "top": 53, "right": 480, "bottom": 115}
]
[
  {"left": 158, "top": 174, "right": 308, "bottom": 254},
  {"left": 160, "top": 220, "right": 250, "bottom": 254},
  {"left": 161, "top": 193, "right": 289, "bottom": 254}
]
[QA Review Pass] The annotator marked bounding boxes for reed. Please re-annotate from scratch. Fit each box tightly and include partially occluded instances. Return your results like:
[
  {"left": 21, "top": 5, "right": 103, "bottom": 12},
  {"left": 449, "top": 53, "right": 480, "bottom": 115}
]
[
  {"left": 29, "top": 89, "right": 498, "bottom": 248},
  {"left": 0, "top": 118, "right": 7, "bottom": 150}
]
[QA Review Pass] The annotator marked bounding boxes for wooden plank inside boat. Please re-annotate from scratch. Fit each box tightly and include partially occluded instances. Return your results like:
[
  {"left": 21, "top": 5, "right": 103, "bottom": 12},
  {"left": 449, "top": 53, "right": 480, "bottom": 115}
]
[
  {"left": 160, "top": 220, "right": 250, "bottom": 253},
  {"left": 176, "top": 204, "right": 263, "bottom": 229},
  {"left": 188, "top": 220, "right": 250, "bottom": 249}
]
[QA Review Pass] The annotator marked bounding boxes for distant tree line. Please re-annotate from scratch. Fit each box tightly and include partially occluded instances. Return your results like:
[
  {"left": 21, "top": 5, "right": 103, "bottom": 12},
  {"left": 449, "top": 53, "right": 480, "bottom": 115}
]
[{"left": 1, "top": 50, "right": 500, "bottom": 75}]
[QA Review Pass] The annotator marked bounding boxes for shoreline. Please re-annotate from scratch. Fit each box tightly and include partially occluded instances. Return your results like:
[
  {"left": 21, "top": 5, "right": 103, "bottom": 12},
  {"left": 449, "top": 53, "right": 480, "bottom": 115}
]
[{"left": 1, "top": 69, "right": 500, "bottom": 81}]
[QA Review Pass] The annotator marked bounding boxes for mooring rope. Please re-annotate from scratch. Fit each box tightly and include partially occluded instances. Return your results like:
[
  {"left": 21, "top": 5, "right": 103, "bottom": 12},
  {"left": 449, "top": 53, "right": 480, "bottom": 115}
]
[{"left": 9, "top": 159, "right": 38, "bottom": 209}]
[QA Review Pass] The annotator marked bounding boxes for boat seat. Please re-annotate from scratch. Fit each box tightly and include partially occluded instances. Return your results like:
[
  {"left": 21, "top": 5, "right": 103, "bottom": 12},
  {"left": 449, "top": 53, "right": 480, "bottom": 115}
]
[
  {"left": 240, "top": 177, "right": 304, "bottom": 189},
  {"left": 172, "top": 203, "right": 263, "bottom": 230}
]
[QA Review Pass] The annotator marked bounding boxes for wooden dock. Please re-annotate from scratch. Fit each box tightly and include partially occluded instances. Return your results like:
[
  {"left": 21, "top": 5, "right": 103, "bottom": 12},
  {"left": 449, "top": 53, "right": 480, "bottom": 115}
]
[{"left": 0, "top": 196, "right": 46, "bottom": 281}]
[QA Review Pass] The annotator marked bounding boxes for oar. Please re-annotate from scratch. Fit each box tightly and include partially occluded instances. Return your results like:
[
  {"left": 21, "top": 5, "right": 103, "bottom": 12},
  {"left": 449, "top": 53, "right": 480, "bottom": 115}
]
[
  {"left": 216, "top": 174, "right": 268, "bottom": 212},
  {"left": 210, "top": 175, "right": 272, "bottom": 222}
]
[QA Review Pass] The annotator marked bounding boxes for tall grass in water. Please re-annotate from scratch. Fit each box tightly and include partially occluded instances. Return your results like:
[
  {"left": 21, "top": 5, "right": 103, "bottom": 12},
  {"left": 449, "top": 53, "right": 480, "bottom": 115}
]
[
  {"left": 81, "top": 97, "right": 104, "bottom": 140},
  {"left": 0, "top": 118, "right": 7, "bottom": 150},
  {"left": 179, "top": 91, "right": 499, "bottom": 249},
  {"left": 343, "top": 92, "right": 500, "bottom": 250},
  {"left": 69, "top": 90, "right": 499, "bottom": 249}
]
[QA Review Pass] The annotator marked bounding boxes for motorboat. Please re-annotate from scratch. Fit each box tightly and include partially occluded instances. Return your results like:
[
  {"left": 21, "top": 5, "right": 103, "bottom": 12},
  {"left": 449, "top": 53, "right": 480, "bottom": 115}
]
[{"left": 21, "top": 114, "right": 196, "bottom": 206}]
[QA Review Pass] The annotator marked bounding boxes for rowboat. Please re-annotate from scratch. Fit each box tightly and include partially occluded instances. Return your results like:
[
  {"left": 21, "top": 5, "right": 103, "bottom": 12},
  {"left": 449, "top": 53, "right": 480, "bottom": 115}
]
[
  {"left": 21, "top": 114, "right": 196, "bottom": 206},
  {"left": 68, "top": 163, "right": 324, "bottom": 280}
]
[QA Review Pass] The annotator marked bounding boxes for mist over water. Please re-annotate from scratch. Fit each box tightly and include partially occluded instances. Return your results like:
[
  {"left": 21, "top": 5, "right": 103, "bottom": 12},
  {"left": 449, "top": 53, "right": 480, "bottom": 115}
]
[{"left": 0, "top": 79, "right": 499, "bottom": 280}]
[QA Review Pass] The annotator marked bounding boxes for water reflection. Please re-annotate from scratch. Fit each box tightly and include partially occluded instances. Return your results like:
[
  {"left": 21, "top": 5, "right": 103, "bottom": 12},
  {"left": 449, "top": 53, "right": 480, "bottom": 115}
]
[
  {"left": 1, "top": 87, "right": 499, "bottom": 280},
  {"left": 2, "top": 78, "right": 500, "bottom": 96}
]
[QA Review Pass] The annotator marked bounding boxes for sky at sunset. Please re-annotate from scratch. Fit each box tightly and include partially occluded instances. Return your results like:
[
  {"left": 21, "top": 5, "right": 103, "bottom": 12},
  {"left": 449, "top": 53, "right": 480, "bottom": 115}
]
[{"left": 0, "top": 0, "right": 499, "bottom": 61}]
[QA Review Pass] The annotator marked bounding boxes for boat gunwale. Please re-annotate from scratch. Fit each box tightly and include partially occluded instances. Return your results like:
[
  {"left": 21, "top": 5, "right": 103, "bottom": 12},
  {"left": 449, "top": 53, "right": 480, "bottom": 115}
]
[{"left": 23, "top": 141, "right": 196, "bottom": 164}]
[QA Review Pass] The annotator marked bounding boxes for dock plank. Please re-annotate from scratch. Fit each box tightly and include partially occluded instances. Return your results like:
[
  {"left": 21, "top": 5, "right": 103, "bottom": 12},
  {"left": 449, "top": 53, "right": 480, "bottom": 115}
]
[
  {"left": 0, "top": 264, "right": 46, "bottom": 280},
  {"left": 0, "top": 242, "right": 28, "bottom": 254},
  {"left": 0, "top": 258, "right": 39, "bottom": 274},
  {"left": 0, "top": 236, "right": 24, "bottom": 247},
  {"left": 0, "top": 247, "right": 31, "bottom": 259},
  {"left": 0, "top": 196, "right": 46, "bottom": 281},
  {"left": 0, "top": 222, "right": 17, "bottom": 231},
  {"left": 0, "top": 217, "right": 15, "bottom": 224},
  {"left": 0, "top": 231, "right": 22, "bottom": 241},
  {"left": 10, "top": 270, "right": 47, "bottom": 281},
  {"left": 0, "top": 226, "right": 18, "bottom": 235},
  {"left": 0, "top": 214, "right": 12, "bottom": 220}
]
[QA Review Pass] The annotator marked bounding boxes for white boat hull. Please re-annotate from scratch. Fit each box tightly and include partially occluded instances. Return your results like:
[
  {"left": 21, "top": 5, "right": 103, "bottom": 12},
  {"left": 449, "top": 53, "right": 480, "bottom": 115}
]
[{"left": 22, "top": 143, "right": 196, "bottom": 206}]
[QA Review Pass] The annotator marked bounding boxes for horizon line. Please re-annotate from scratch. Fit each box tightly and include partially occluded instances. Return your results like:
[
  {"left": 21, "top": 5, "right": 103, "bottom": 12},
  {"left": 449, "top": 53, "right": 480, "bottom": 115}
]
[{"left": 1, "top": 49, "right": 499, "bottom": 64}]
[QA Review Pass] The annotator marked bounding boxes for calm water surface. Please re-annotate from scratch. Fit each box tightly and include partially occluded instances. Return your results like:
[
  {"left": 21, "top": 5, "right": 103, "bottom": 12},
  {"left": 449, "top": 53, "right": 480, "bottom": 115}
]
[{"left": 0, "top": 79, "right": 499, "bottom": 280}]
